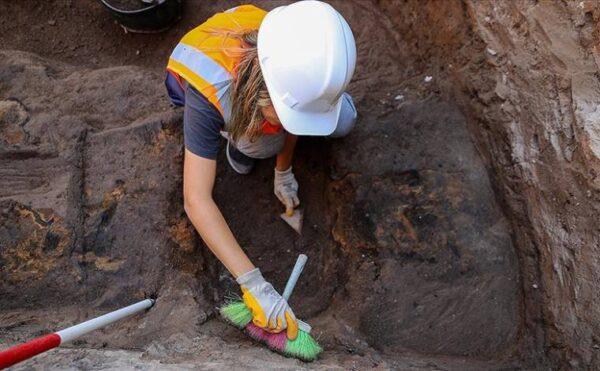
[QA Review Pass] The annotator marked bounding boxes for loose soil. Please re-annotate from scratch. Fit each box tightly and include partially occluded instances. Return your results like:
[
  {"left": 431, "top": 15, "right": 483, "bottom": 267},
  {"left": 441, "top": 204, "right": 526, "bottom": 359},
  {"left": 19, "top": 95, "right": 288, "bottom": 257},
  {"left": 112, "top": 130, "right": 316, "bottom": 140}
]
[{"left": 3, "top": 0, "right": 598, "bottom": 369}]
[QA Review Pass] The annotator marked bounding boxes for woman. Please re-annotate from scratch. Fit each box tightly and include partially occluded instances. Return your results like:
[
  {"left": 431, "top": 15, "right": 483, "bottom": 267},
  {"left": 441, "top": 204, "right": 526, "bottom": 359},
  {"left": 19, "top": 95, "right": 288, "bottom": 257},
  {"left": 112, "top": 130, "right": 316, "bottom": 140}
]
[{"left": 165, "top": 1, "right": 356, "bottom": 341}]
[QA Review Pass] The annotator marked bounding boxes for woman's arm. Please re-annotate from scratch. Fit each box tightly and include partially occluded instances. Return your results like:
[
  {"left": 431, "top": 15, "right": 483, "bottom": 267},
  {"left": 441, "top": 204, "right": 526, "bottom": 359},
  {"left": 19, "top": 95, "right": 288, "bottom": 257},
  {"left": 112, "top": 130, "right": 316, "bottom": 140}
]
[
  {"left": 184, "top": 148, "right": 298, "bottom": 338},
  {"left": 275, "top": 133, "right": 298, "bottom": 171},
  {"left": 183, "top": 148, "right": 255, "bottom": 278}
]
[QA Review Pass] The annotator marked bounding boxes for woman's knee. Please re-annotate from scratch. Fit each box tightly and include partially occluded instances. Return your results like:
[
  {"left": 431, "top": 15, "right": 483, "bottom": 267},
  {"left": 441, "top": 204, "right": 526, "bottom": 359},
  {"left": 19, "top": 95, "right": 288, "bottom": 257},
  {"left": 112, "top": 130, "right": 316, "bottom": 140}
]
[{"left": 330, "top": 93, "right": 357, "bottom": 138}]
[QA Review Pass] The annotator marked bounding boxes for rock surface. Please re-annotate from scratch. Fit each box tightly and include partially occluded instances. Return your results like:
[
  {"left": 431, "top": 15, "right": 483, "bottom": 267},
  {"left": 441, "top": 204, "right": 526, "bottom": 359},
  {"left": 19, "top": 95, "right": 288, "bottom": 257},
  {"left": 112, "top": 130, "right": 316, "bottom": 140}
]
[{"left": 0, "top": 0, "right": 598, "bottom": 369}]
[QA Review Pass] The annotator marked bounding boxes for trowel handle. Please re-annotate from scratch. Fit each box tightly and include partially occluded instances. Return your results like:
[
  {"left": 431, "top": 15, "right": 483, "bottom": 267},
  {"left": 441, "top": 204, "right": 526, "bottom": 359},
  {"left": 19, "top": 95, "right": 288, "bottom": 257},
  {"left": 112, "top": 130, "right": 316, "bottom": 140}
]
[{"left": 282, "top": 254, "right": 307, "bottom": 301}]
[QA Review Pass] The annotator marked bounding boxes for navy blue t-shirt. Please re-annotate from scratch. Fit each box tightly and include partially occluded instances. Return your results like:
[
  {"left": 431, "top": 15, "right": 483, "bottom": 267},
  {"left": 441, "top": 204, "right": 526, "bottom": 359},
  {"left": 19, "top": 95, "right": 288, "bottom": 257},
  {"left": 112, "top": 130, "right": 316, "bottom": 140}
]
[{"left": 165, "top": 72, "right": 225, "bottom": 160}]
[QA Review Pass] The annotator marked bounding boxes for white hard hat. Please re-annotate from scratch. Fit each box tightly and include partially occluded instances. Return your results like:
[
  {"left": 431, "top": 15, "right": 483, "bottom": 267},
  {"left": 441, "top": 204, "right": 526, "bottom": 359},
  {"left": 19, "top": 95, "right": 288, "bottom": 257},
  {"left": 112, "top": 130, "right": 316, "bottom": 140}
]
[{"left": 257, "top": 0, "right": 356, "bottom": 136}]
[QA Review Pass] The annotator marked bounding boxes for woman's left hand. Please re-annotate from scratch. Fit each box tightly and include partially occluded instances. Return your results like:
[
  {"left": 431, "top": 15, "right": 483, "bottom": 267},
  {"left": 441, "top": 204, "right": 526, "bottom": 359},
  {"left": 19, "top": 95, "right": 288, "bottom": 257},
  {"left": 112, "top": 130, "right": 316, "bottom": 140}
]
[{"left": 274, "top": 166, "right": 299, "bottom": 214}]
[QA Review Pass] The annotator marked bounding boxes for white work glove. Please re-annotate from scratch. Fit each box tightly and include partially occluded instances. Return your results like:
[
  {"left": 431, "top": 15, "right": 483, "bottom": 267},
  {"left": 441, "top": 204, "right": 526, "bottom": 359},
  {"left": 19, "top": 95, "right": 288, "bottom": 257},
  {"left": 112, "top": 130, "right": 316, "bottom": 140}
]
[
  {"left": 274, "top": 167, "right": 299, "bottom": 214},
  {"left": 237, "top": 268, "right": 298, "bottom": 340}
]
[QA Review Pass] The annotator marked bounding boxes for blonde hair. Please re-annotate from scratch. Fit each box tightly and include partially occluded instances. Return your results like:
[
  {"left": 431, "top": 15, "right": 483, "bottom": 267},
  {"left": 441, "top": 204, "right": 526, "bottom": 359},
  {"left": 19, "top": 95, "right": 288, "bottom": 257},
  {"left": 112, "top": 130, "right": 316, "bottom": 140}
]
[{"left": 211, "top": 29, "right": 271, "bottom": 142}]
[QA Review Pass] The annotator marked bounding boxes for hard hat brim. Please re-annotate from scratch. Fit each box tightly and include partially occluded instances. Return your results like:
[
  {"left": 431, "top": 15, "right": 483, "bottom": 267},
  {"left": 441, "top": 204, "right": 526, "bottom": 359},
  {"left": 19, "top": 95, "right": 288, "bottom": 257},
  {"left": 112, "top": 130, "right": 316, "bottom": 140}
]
[{"left": 271, "top": 95, "right": 343, "bottom": 136}]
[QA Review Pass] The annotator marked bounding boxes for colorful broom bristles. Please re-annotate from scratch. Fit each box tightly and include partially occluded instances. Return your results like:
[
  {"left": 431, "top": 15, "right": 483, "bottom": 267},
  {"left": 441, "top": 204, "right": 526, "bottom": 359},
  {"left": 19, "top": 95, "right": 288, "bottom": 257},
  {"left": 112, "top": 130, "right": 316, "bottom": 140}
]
[
  {"left": 220, "top": 255, "right": 321, "bottom": 361},
  {"left": 219, "top": 300, "right": 322, "bottom": 361}
]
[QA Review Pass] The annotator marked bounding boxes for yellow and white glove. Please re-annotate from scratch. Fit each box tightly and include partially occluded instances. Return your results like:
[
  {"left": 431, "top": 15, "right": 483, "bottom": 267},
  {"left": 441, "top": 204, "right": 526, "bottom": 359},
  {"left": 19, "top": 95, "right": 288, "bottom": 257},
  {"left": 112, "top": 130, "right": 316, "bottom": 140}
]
[
  {"left": 274, "top": 167, "right": 299, "bottom": 214},
  {"left": 237, "top": 268, "right": 298, "bottom": 340}
]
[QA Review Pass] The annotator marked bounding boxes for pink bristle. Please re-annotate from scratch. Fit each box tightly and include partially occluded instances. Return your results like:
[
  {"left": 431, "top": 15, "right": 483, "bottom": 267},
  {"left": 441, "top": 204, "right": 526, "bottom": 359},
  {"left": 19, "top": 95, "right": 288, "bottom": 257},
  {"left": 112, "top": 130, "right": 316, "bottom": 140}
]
[
  {"left": 266, "top": 330, "right": 288, "bottom": 351},
  {"left": 245, "top": 323, "right": 271, "bottom": 343},
  {"left": 245, "top": 322, "right": 288, "bottom": 352}
]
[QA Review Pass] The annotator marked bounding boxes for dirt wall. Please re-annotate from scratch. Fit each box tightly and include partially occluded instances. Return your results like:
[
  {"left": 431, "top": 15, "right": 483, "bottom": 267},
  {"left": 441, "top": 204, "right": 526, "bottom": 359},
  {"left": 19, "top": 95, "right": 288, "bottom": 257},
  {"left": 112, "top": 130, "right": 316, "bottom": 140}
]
[
  {"left": 377, "top": 0, "right": 600, "bottom": 367},
  {"left": 463, "top": 2, "right": 600, "bottom": 367}
]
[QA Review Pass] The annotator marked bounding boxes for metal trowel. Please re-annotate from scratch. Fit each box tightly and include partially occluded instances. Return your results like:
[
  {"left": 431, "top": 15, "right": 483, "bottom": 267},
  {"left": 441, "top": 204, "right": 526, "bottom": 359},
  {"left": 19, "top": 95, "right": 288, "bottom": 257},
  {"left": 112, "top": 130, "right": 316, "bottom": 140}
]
[{"left": 280, "top": 208, "right": 304, "bottom": 234}]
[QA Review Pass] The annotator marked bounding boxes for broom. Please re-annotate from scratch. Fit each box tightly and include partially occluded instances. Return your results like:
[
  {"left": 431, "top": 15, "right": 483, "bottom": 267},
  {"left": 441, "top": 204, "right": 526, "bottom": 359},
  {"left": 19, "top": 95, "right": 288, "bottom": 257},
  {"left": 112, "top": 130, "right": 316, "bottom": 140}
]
[{"left": 220, "top": 254, "right": 322, "bottom": 361}]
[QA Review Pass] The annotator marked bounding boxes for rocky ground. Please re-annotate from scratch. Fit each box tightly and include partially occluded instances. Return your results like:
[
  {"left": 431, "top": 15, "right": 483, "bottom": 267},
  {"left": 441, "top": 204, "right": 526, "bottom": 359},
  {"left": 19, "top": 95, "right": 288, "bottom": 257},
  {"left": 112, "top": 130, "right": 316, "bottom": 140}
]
[{"left": 1, "top": 0, "right": 599, "bottom": 370}]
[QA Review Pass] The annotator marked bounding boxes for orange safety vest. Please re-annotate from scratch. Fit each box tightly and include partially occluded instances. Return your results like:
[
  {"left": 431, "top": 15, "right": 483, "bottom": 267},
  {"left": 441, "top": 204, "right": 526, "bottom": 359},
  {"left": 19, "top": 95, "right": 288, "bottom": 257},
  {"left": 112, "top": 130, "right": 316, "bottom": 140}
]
[{"left": 166, "top": 5, "right": 267, "bottom": 123}]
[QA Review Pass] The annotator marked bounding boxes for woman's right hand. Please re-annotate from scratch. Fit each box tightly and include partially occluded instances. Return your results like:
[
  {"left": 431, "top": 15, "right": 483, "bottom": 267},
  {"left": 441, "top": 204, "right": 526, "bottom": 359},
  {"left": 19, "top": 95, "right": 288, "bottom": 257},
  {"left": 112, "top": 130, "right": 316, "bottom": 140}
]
[{"left": 236, "top": 268, "right": 299, "bottom": 340}]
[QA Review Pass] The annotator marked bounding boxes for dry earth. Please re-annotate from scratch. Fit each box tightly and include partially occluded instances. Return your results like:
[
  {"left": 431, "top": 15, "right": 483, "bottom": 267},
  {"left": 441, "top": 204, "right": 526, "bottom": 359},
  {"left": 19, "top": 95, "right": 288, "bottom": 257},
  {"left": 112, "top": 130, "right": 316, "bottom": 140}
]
[{"left": 0, "top": 0, "right": 599, "bottom": 370}]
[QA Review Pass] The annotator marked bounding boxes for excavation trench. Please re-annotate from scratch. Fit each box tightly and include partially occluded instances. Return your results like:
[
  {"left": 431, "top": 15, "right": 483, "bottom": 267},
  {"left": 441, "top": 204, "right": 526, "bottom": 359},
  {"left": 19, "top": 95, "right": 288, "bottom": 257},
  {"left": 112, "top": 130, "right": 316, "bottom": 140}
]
[{"left": 2, "top": 0, "right": 599, "bottom": 369}]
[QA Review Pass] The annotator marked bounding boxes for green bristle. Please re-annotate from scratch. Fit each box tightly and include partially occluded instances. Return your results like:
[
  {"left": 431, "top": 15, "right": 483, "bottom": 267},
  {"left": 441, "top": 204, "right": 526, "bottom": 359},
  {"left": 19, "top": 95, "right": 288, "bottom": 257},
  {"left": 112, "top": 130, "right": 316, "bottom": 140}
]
[
  {"left": 284, "top": 330, "right": 323, "bottom": 362},
  {"left": 219, "top": 301, "right": 252, "bottom": 328}
]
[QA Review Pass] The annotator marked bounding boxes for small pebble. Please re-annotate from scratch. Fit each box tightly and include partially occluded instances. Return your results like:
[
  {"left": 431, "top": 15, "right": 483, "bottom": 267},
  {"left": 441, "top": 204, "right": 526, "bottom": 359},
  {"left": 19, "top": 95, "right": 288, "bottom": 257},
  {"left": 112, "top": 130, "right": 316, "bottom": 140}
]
[
  {"left": 394, "top": 94, "right": 404, "bottom": 101},
  {"left": 487, "top": 48, "right": 498, "bottom": 56},
  {"left": 532, "top": 284, "right": 539, "bottom": 289},
  {"left": 424, "top": 76, "right": 433, "bottom": 83},
  {"left": 48, "top": 20, "right": 56, "bottom": 26},
  {"left": 136, "top": 50, "right": 141, "bottom": 55}
]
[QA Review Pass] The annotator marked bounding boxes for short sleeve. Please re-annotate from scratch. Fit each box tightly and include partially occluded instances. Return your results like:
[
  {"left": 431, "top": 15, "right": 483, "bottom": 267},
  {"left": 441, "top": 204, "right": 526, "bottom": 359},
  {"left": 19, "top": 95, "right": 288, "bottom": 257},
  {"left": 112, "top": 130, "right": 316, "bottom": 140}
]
[
  {"left": 183, "top": 84, "right": 225, "bottom": 160},
  {"left": 165, "top": 71, "right": 185, "bottom": 107}
]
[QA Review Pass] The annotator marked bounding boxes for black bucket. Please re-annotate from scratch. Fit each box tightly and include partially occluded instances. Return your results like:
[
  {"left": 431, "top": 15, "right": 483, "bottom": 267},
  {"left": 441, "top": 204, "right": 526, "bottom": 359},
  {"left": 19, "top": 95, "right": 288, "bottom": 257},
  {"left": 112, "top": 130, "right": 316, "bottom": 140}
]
[{"left": 100, "top": 0, "right": 182, "bottom": 33}]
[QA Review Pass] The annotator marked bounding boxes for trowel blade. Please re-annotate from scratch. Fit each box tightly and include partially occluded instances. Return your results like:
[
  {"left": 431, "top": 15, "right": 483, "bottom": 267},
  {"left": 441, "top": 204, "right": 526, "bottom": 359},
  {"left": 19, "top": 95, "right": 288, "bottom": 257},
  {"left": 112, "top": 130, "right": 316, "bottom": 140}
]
[{"left": 280, "top": 209, "right": 304, "bottom": 234}]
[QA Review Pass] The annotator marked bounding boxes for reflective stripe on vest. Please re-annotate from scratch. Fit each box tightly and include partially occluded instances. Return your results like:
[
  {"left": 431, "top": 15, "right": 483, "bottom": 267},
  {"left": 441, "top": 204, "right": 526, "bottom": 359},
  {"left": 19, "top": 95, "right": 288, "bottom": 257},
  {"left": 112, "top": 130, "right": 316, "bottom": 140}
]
[
  {"left": 166, "top": 5, "right": 266, "bottom": 123},
  {"left": 170, "top": 43, "right": 231, "bottom": 87},
  {"left": 169, "top": 43, "right": 232, "bottom": 120}
]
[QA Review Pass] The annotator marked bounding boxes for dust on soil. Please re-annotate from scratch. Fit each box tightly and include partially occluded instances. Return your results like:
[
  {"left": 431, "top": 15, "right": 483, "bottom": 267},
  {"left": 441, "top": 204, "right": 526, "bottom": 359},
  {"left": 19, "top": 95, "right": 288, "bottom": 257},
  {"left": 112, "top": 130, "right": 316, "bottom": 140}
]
[{"left": 0, "top": 0, "right": 527, "bottom": 369}]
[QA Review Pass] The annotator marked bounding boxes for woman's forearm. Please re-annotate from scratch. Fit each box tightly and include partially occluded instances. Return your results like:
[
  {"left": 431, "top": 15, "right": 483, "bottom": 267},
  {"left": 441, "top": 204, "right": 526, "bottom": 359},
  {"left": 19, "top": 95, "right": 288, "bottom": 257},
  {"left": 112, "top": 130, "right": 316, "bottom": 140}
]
[
  {"left": 276, "top": 134, "right": 298, "bottom": 171},
  {"left": 185, "top": 196, "right": 255, "bottom": 278},
  {"left": 183, "top": 150, "right": 254, "bottom": 278}
]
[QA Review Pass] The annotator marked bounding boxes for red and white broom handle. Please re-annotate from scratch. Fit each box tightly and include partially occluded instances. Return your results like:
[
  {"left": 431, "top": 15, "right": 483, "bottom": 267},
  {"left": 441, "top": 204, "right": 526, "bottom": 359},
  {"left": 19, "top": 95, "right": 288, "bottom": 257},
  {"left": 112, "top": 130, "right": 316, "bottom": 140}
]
[{"left": 0, "top": 298, "right": 155, "bottom": 369}]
